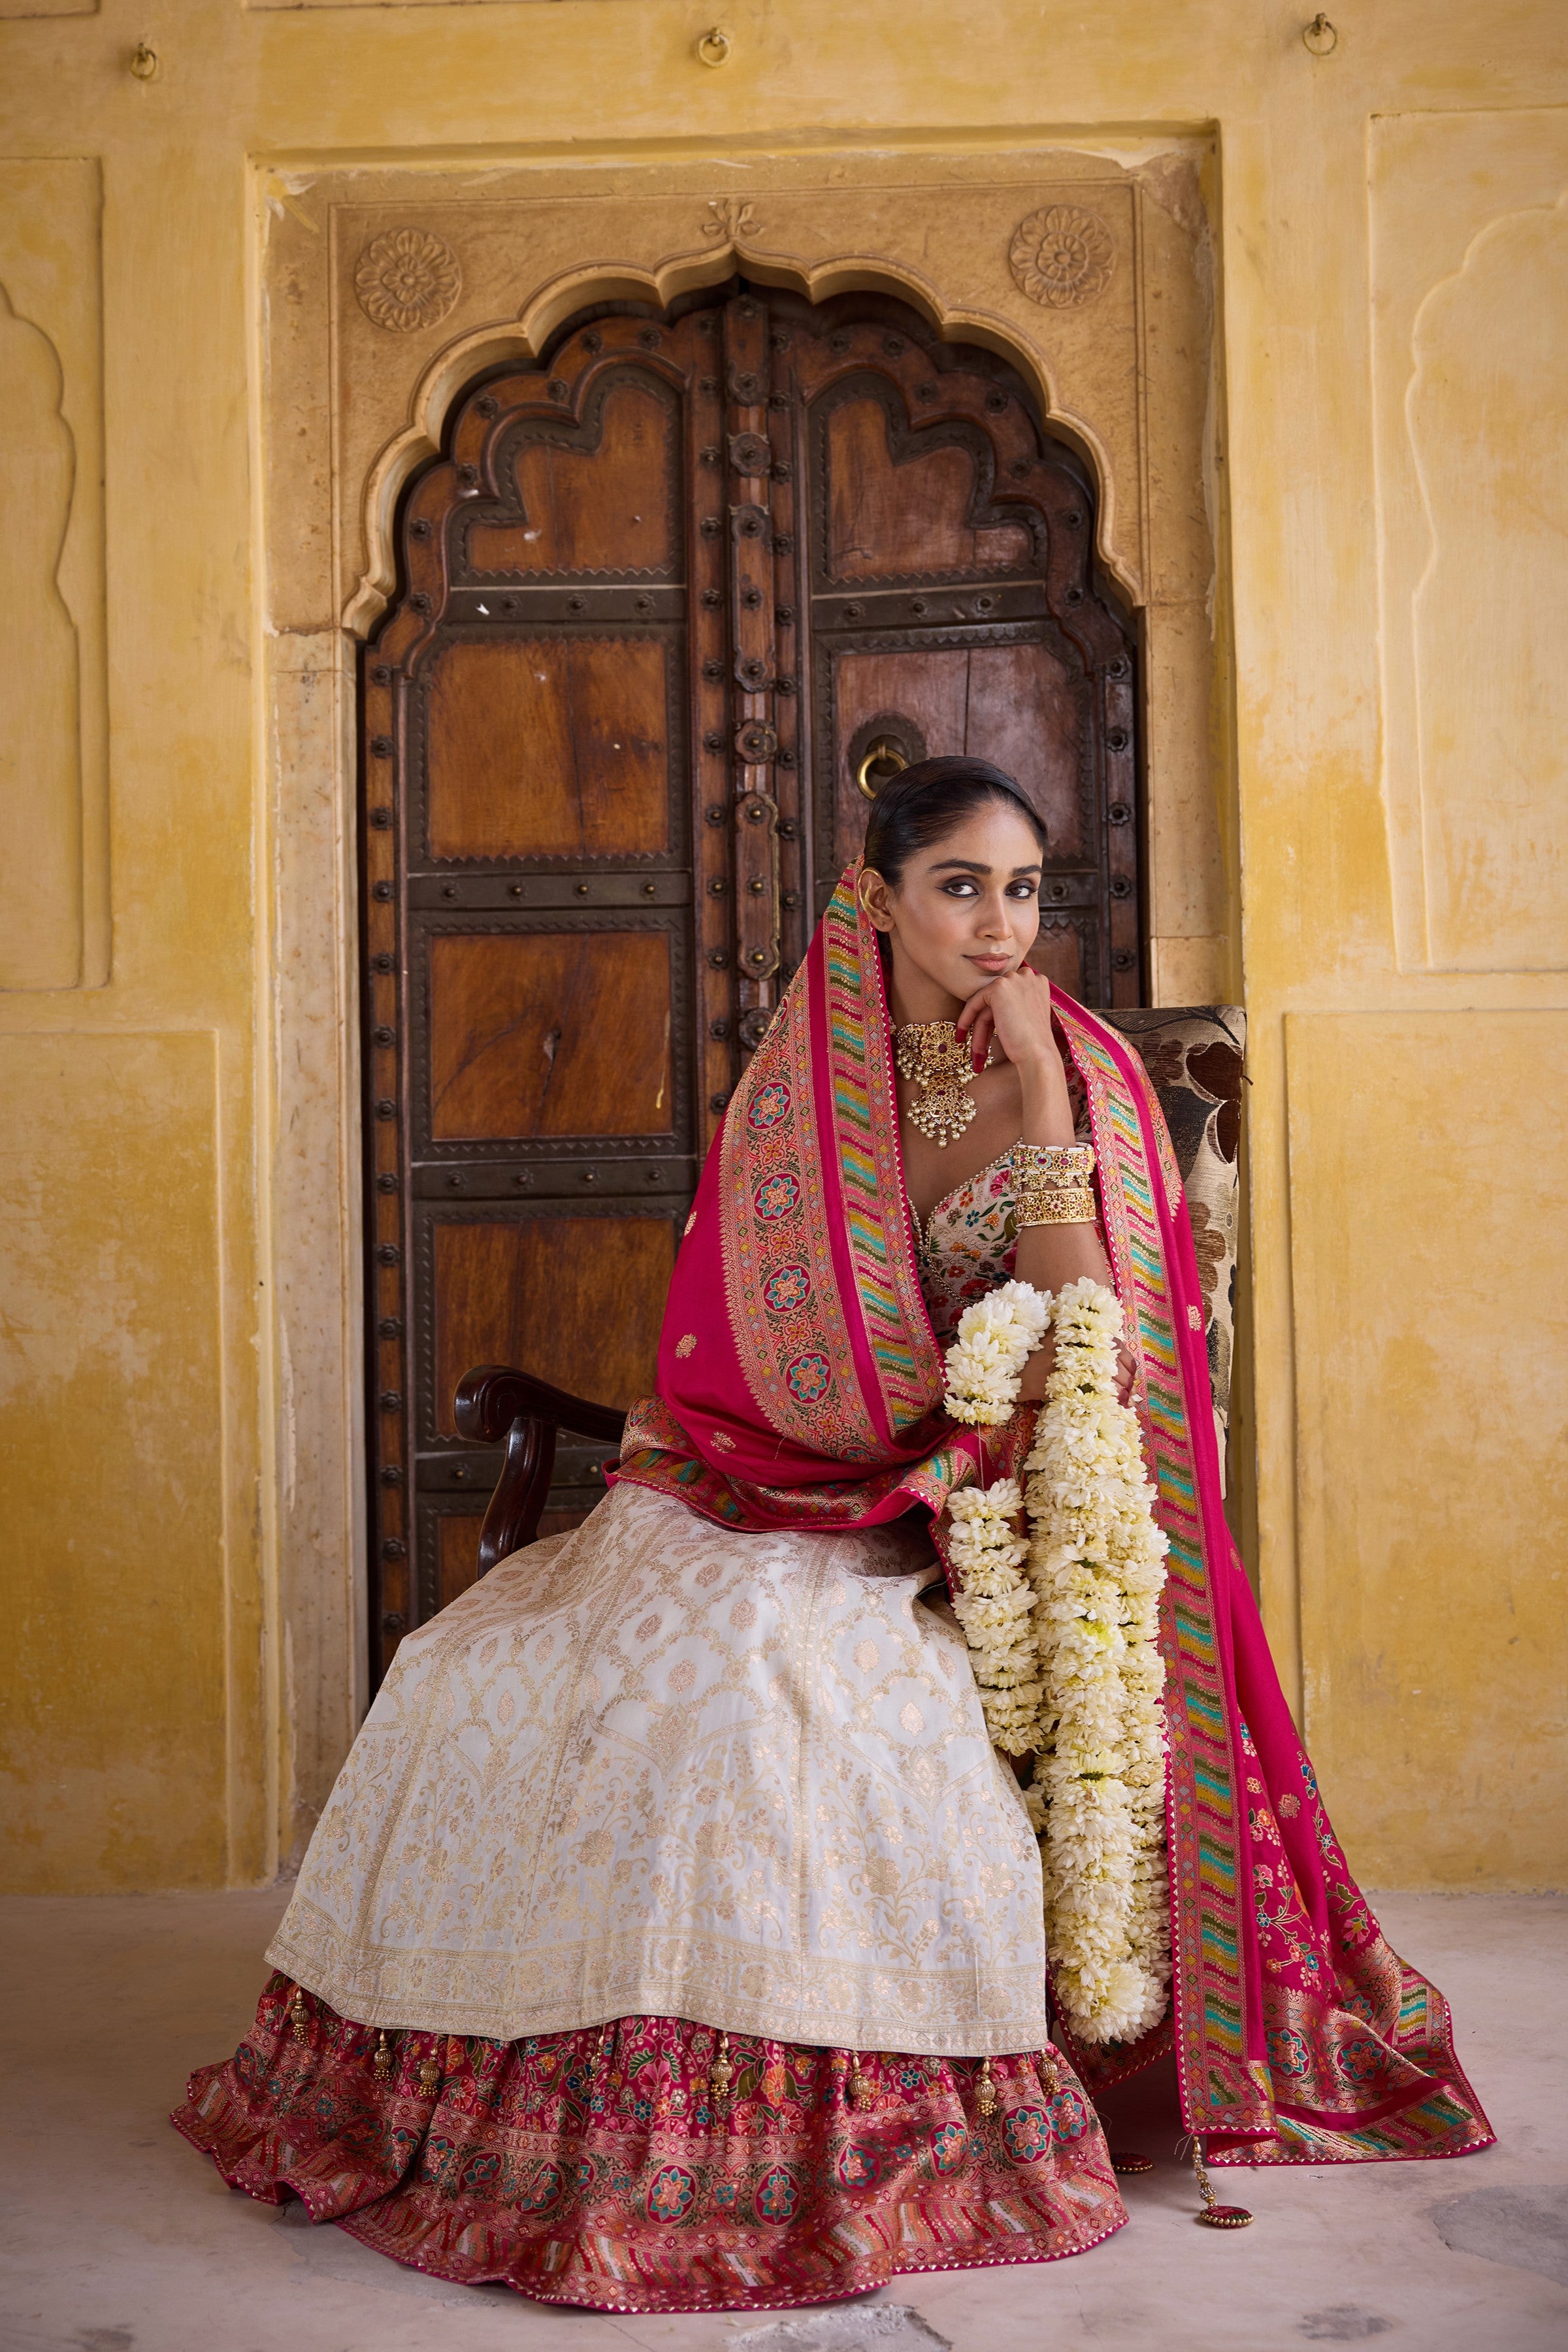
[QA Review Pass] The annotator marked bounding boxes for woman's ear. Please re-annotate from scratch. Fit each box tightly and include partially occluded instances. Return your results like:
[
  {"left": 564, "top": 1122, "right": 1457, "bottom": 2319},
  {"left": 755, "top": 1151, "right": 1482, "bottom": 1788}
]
[{"left": 858, "top": 869, "right": 896, "bottom": 934}]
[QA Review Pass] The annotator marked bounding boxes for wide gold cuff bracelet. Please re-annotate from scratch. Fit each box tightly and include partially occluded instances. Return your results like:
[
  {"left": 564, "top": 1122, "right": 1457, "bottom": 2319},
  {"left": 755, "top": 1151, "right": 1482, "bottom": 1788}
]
[
  {"left": 1012, "top": 1141, "right": 1096, "bottom": 1184},
  {"left": 1016, "top": 1183, "right": 1097, "bottom": 1226}
]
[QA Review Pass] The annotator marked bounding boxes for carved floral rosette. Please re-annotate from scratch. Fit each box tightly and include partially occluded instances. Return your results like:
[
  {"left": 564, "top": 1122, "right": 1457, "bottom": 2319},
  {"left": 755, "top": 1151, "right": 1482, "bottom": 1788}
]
[
  {"left": 1009, "top": 206, "right": 1116, "bottom": 310},
  {"left": 354, "top": 228, "right": 463, "bottom": 334}
]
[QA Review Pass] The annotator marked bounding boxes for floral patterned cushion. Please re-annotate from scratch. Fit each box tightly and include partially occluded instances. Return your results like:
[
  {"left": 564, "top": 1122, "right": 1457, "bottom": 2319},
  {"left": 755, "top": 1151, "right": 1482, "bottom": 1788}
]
[{"left": 1101, "top": 1007, "right": 1247, "bottom": 1477}]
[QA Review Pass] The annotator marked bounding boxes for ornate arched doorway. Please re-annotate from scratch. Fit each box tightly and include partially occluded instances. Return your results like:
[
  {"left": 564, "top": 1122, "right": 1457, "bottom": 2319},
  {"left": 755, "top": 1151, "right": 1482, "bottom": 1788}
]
[{"left": 361, "top": 280, "right": 1139, "bottom": 1680}]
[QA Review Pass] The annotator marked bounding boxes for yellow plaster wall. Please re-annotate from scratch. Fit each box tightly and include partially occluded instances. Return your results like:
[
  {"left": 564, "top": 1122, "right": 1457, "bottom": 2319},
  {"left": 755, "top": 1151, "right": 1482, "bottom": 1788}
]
[
  {"left": 0, "top": 1032, "right": 233, "bottom": 1887},
  {"left": 1288, "top": 1014, "right": 1567, "bottom": 1887},
  {"left": 0, "top": 0, "right": 1562, "bottom": 1891}
]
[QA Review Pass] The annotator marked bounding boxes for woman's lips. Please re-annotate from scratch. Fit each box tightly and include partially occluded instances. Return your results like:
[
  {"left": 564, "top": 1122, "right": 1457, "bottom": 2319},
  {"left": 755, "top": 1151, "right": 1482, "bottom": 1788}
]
[{"left": 968, "top": 955, "right": 1012, "bottom": 973}]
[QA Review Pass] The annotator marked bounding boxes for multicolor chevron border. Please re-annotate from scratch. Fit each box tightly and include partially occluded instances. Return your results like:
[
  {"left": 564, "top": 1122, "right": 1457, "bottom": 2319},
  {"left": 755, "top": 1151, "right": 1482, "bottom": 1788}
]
[{"left": 1056, "top": 998, "right": 1272, "bottom": 2136}]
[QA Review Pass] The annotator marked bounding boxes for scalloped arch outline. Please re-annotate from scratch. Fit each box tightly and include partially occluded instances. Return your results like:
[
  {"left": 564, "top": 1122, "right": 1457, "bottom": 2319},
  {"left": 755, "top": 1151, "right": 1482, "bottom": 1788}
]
[{"left": 344, "top": 235, "right": 1130, "bottom": 638}]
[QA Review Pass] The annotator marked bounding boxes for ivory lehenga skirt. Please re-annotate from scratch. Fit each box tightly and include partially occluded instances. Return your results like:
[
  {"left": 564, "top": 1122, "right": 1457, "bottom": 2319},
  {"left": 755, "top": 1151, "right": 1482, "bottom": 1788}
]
[{"left": 173, "top": 1481, "right": 1128, "bottom": 2310}]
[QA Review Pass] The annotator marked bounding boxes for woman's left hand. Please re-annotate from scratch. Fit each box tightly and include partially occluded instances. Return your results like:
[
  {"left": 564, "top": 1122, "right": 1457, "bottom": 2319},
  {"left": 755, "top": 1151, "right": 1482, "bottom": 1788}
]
[{"left": 955, "top": 962, "right": 1064, "bottom": 1081}]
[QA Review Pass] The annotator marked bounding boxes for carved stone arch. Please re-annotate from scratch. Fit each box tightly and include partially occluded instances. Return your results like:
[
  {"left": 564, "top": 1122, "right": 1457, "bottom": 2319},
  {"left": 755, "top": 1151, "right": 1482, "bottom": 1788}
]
[{"left": 346, "top": 242, "right": 1126, "bottom": 638}]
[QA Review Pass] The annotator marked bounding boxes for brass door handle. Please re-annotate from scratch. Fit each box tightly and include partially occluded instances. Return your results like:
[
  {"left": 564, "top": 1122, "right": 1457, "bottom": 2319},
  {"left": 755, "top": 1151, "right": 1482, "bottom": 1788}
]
[{"left": 855, "top": 736, "right": 909, "bottom": 800}]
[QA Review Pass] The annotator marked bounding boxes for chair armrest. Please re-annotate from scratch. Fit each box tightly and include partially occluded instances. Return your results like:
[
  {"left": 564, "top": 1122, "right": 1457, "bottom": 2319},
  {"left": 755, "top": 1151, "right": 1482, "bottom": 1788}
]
[
  {"left": 453, "top": 1365, "right": 628, "bottom": 1448},
  {"left": 453, "top": 1365, "right": 628, "bottom": 1576}
]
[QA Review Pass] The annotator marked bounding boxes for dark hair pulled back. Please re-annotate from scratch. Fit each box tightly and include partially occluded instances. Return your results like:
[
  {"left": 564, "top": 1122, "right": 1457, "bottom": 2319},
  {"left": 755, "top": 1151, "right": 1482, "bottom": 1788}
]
[{"left": 860, "top": 755, "right": 1048, "bottom": 887}]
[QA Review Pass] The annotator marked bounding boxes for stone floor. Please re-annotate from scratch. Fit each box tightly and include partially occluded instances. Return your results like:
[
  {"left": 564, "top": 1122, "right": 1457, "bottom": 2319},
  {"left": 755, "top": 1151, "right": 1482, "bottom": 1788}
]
[{"left": 1, "top": 1889, "right": 1563, "bottom": 2352}]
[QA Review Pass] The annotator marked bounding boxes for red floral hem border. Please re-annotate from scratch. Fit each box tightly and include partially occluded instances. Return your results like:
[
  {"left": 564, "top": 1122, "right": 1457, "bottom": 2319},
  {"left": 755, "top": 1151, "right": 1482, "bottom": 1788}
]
[
  {"left": 171, "top": 1981, "right": 1129, "bottom": 2314},
  {"left": 330, "top": 2204, "right": 1129, "bottom": 2315}
]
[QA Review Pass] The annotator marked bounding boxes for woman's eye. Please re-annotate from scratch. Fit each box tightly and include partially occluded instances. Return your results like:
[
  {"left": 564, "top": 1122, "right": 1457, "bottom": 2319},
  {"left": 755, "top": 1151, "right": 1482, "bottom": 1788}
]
[
  {"left": 1006, "top": 881, "right": 1039, "bottom": 900},
  {"left": 941, "top": 879, "right": 979, "bottom": 898}
]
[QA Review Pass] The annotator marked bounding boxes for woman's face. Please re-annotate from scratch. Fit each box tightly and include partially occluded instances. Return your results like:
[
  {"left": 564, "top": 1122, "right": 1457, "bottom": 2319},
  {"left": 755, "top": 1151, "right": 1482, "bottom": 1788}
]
[{"left": 862, "top": 800, "right": 1044, "bottom": 1011}]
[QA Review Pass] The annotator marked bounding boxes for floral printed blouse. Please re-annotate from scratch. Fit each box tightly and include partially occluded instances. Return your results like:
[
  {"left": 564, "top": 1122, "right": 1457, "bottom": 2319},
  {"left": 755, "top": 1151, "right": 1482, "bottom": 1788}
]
[{"left": 916, "top": 1078, "right": 1097, "bottom": 1342}]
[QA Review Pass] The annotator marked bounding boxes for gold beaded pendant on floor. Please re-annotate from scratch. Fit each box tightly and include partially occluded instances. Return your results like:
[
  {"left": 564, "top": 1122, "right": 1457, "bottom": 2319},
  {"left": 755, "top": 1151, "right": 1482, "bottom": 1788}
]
[{"left": 1188, "top": 2136, "right": 1253, "bottom": 2228}]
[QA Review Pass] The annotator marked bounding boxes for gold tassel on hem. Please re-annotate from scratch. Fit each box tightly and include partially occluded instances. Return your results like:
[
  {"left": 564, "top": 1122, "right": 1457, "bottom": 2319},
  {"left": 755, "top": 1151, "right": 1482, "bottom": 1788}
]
[
  {"left": 706, "top": 2032, "right": 734, "bottom": 2106},
  {"left": 1181, "top": 2133, "right": 1253, "bottom": 2228},
  {"left": 372, "top": 2030, "right": 393, "bottom": 2083},
  {"left": 849, "top": 2051, "right": 874, "bottom": 2111},
  {"left": 975, "top": 2055, "right": 998, "bottom": 2118},
  {"left": 288, "top": 1985, "right": 309, "bottom": 2044}
]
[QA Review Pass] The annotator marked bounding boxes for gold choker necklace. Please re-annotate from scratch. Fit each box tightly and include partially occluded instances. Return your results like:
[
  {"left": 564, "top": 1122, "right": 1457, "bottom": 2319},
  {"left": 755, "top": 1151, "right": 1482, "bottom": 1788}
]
[{"left": 892, "top": 1021, "right": 994, "bottom": 1148}]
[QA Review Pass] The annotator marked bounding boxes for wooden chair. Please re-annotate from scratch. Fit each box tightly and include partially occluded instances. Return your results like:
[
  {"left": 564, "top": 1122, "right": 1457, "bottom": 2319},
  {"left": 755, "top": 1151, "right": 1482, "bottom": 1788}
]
[
  {"left": 454, "top": 1368, "right": 627, "bottom": 1575},
  {"left": 457, "top": 1005, "right": 1247, "bottom": 1577}
]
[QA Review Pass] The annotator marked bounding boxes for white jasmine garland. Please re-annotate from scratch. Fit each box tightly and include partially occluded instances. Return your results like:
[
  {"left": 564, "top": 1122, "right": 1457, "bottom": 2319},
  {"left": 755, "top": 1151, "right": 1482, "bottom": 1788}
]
[
  {"left": 941, "top": 1275, "right": 1172, "bottom": 2048},
  {"left": 941, "top": 1281, "right": 1051, "bottom": 1425},
  {"left": 943, "top": 1479, "right": 1041, "bottom": 1754}
]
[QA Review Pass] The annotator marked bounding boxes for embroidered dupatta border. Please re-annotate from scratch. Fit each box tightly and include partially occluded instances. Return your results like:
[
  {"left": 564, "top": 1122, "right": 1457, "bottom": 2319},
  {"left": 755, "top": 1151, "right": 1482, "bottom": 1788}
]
[
  {"left": 817, "top": 875, "right": 947, "bottom": 1441},
  {"left": 718, "top": 988, "right": 881, "bottom": 1462},
  {"left": 1054, "top": 994, "right": 1273, "bottom": 2141},
  {"left": 617, "top": 1392, "right": 979, "bottom": 1530},
  {"left": 706, "top": 871, "right": 945, "bottom": 1465}
]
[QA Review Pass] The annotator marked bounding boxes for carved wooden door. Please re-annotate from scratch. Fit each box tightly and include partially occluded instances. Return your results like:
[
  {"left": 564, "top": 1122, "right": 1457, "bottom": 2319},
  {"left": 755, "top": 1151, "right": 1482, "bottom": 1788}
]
[{"left": 362, "top": 286, "right": 1138, "bottom": 1682}]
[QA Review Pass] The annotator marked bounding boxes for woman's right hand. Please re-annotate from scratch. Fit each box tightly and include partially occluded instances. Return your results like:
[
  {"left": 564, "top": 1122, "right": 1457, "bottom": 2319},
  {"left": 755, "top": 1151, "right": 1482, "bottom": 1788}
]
[
  {"left": 1016, "top": 1333, "right": 1138, "bottom": 1405},
  {"left": 1017, "top": 1334, "right": 1057, "bottom": 1401}
]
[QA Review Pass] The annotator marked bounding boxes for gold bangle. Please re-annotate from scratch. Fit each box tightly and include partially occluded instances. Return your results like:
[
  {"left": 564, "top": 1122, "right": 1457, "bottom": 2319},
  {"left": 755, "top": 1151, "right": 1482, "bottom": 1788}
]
[
  {"left": 1012, "top": 1142, "right": 1095, "bottom": 1184},
  {"left": 1016, "top": 1184, "right": 1096, "bottom": 1227}
]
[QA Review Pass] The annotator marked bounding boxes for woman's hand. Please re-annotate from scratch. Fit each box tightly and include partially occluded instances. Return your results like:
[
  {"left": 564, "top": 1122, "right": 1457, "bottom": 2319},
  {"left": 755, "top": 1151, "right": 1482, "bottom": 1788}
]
[
  {"left": 1016, "top": 1331, "right": 1056, "bottom": 1400},
  {"left": 955, "top": 962, "right": 1065, "bottom": 1083},
  {"left": 1016, "top": 1333, "right": 1139, "bottom": 1406}
]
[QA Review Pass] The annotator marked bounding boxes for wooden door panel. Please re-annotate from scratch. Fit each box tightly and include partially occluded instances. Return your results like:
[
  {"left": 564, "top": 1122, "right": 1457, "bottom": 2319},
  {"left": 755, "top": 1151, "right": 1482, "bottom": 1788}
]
[
  {"left": 827, "top": 642, "right": 1087, "bottom": 875},
  {"left": 1028, "top": 913, "right": 1092, "bottom": 998},
  {"left": 832, "top": 645, "right": 966, "bottom": 779},
  {"left": 465, "top": 375, "right": 679, "bottom": 577},
  {"left": 425, "top": 928, "right": 676, "bottom": 1143},
  {"left": 425, "top": 636, "right": 674, "bottom": 863},
  {"left": 825, "top": 395, "right": 1034, "bottom": 581},
  {"left": 434, "top": 1510, "right": 483, "bottom": 1612},
  {"left": 430, "top": 1211, "right": 678, "bottom": 1431},
  {"left": 961, "top": 645, "right": 1088, "bottom": 849}
]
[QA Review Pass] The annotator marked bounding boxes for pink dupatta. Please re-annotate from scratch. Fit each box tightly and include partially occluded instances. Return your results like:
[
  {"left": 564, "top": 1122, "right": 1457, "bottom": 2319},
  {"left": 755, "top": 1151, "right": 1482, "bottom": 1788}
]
[{"left": 615, "top": 871, "right": 1492, "bottom": 2169}]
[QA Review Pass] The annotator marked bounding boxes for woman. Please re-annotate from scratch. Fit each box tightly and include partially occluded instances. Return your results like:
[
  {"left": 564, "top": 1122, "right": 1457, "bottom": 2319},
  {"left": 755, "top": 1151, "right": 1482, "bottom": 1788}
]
[{"left": 174, "top": 760, "right": 1491, "bottom": 2310}]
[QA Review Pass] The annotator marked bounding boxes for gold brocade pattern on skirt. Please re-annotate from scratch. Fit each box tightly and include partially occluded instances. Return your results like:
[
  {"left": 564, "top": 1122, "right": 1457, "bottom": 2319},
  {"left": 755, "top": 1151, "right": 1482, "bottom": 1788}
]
[{"left": 270, "top": 1482, "right": 1051, "bottom": 2053}]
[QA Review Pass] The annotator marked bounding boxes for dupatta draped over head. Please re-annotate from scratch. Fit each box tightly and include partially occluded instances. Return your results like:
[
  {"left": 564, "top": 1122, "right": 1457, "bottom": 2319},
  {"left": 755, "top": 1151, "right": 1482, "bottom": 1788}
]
[{"left": 616, "top": 871, "right": 1491, "bottom": 2170}]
